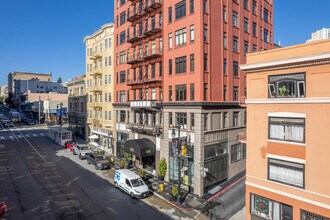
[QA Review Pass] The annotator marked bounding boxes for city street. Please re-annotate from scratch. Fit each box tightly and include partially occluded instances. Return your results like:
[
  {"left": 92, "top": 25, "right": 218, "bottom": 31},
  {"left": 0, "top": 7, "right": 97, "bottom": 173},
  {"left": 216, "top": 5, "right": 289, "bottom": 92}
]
[{"left": 0, "top": 123, "right": 183, "bottom": 220}]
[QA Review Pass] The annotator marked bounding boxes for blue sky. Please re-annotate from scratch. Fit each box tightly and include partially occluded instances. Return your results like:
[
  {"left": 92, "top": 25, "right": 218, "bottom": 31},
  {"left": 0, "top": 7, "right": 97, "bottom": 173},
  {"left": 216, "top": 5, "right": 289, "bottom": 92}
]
[{"left": 0, "top": 0, "right": 329, "bottom": 85}]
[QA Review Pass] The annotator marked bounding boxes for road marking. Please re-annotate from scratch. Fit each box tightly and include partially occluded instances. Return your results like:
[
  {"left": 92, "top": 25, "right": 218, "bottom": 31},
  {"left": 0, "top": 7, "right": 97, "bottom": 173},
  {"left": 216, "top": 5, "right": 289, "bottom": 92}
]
[
  {"left": 9, "top": 135, "right": 13, "bottom": 139},
  {"left": 33, "top": 134, "right": 37, "bottom": 137},
  {"left": 0, "top": 137, "right": 4, "bottom": 140},
  {"left": 17, "top": 135, "right": 22, "bottom": 138},
  {"left": 40, "top": 133, "right": 45, "bottom": 136},
  {"left": 25, "top": 135, "right": 30, "bottom": 137}
]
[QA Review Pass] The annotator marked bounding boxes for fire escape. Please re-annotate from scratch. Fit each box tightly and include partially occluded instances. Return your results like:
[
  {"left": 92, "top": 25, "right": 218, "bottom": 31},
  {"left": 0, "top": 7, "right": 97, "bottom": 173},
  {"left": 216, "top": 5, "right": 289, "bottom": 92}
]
[
  {"left": 126, "top": 0, "right": 163, "bottom": 136},
  {"left": 88, "top": 48, "right": 103, "bottom": 128}
]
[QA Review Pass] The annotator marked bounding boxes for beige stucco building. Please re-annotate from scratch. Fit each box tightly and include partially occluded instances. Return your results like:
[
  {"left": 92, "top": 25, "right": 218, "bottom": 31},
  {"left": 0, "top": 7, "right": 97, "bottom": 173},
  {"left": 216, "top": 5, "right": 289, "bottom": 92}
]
[
  {"left": 84, "top": 23, "right": 115, "bottom": 153},
  {"left": 241, "top": 39, "right": 330, "bottom": 219}
]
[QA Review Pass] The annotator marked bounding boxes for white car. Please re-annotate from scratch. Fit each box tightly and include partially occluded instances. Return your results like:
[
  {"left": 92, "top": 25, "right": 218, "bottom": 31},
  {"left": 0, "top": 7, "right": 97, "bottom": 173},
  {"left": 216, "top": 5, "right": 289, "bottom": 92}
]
[
  {"left": 114, "top": 169, "right": 149, "bottom": 199},
  {"left": 73, "top": 144, "right": 92, "bottom": 160}
]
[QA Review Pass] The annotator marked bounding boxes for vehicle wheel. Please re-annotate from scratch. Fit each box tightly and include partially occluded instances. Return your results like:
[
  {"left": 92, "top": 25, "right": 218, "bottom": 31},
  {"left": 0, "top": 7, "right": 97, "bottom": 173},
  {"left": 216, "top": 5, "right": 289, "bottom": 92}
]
[
  {"left": 115, "top": 182, "right": 118, "bottom": 188},
  {"left": 87, "top": 160, "right": 90, "bottom": 164},
  {"left": 130, "top": 192, "right": 134, "bottom": 199},
  {"left": 95, "top": 165, "right": 100, "bottom": 170}
]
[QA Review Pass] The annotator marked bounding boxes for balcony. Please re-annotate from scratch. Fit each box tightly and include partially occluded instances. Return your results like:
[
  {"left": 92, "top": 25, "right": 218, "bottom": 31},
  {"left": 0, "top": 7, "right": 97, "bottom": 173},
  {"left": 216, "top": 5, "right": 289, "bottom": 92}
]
[
  {"left": 129, "top": 100, "right": 157, "bottom": 108},
  {"left": 127, "top": 53, "right": 144, "bottom": 64},
  {"left": 128, "top": 123, "right": 162, "bottom": 136},
  {"left": 89, "top": 103, "right": 102, "bottom": 109},
  {"left": 127, "top": 8, "right": 145, "bottom": 22},
  {"left": 127, "top": 77, "right": 162, "bottom": 86},
  {"left": 144, "top": 23, "right": 162, "bottom": 36},
  {"left": 89, "top": 86, "right": 102, "bottom": 93},
  {"left": 144, "top": 48, "right": 162, "bottom": 60},
  {"left": 127, "top": 31, "right": 144, "bottom": 43},
  {"left": 90, "top": 69, "right": 102, "bottom": 76},
  {"left": 89, "top": 51, "right": 102, "bottom": 60},
  {"left": 144, "top": 0, "right": 162, "bottom": 13}
]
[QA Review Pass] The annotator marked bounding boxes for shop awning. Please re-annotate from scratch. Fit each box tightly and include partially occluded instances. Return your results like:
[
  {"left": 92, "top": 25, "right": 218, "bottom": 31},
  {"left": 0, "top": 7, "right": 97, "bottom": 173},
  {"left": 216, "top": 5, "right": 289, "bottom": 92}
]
[{"left": 124, "top": 138, "right": 155, "bottom": 158}]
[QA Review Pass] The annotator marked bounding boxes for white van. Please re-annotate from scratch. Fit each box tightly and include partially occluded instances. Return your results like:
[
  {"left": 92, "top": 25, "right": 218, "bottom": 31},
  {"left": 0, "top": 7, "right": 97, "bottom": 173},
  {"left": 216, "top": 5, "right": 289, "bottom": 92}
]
[{"left": 114, "top": 169, "right": 149, "bottom": 198}]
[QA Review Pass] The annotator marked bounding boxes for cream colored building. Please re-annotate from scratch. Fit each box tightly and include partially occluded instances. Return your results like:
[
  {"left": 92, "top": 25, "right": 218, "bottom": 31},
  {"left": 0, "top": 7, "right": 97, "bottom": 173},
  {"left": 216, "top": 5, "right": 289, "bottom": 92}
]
[{"left": 84, "top": 23, "right": 115, "bottom": 153}]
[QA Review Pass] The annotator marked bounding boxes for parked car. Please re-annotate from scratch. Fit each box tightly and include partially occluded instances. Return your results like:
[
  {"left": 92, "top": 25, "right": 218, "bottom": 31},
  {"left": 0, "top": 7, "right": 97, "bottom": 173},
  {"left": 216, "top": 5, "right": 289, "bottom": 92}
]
[
  {"left": 65, "top": 141, "right": 76, "bottom": 151},
  {"left": 86, "top": 153, "right": 110, "bottom": 170},
  {"left": 73, "top": 144, "right": 92, "bottom": 159},
  {"left": 114, "top": 169, "right": 149, "bottom": 199},
  {"left": 2, "top": 119, "right": 13, "bottom": 127}
]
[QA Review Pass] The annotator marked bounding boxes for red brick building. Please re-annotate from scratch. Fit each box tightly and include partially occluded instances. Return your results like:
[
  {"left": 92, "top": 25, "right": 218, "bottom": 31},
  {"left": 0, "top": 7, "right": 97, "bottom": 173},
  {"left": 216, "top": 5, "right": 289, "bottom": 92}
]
[{"left": 114, "top": 0, "right": 273, "bottom": 196}]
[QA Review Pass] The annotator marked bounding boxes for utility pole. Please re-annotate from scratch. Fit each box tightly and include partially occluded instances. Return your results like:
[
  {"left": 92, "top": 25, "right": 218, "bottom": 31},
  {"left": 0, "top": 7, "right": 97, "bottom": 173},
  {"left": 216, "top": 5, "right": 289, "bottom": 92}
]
[
  {"left": 172, "top": 123, "right": 182, "bottom": 204},
  {"left": 38, "top": 96, "right": 41, "bottom": 125}
]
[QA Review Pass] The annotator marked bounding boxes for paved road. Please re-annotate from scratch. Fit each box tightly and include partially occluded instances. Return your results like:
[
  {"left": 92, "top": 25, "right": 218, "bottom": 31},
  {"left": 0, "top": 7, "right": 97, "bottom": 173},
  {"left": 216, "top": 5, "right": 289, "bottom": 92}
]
[{"left": 0, "top": 124, "right": 171, "bottom": 220}]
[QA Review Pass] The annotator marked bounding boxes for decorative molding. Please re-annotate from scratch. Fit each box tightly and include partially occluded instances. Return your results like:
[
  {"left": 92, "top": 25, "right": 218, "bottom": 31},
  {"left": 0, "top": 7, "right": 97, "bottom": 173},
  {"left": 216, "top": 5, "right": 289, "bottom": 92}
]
[
  {"left": 268, "top": 112, "right": 306, "bottom": 118},
  {"left": 246, "top": 97, "right": 330, "bottom": 104},
  {"left": 267, "top": 154, "right": 306, "bottom": 164},
  {"left": 267, "top": 139, "right": 306, "bottom": 146},
  {"left": 241, "top": 52, "right": 330, "bottom": 73}
]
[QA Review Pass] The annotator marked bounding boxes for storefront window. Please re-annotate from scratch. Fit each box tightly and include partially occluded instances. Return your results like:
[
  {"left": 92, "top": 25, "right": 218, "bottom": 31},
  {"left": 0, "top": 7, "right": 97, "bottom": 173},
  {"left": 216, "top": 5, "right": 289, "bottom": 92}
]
[{"left": 116, "top": 133, "right": 128, "bottom": 158}]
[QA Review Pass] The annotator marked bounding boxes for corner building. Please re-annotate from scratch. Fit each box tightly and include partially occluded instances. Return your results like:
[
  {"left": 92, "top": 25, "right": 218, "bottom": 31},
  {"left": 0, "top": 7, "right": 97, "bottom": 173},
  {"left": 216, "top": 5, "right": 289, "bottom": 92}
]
[
  {"left": 114, "top": 0, "right": 273, "bottom": 196},
  {"left": 85, "top": 23, "right": 115, "bottom": 153},
  {"left": 241, "top": 40, "right": 330, "bottom": 219}
]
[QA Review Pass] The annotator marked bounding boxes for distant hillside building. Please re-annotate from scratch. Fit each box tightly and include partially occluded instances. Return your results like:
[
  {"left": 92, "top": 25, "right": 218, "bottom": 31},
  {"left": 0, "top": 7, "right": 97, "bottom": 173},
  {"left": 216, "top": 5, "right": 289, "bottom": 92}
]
[
  {"left": 306, "top": 28, "right": 330, "bottom": 43},
  {"left": 0, "top": 84, "right": 8, "bottom": 99},
  {"left": 8, "top": 72, "right": 52, "bottom": 98}
]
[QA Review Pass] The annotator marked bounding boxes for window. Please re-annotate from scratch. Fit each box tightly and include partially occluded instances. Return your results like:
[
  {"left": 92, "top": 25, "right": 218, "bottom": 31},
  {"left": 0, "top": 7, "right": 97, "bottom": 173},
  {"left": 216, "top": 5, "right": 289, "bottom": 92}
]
[
  {"left": 159, "top": 62, "right": 163, "bottom": 76},
  {"left": 268, "top": 73, "right": 306, "bottom": 98},
  {"left": 120, "top": 11, "right": 126, "bottom": 25},
  {"left": 264, "top": 28, "right": 269, "bottom": 42},
  {"left": 120, "top": 51, "right": 126, "bottom": 64},
  {"left": 104, "top": 93, "right": 108, "bottom": 102},
  {"left": 175, "top": 28, "right": 187, "bottom": 46},
  {"left": 252, "top": 0, "right": 257, "bottom": 14},
  {"left": 244, "top": 0, "right": 249, "bottom": 10},
  {"left": 233, "top": 112, "right": 239, "bottom": 127},
  {"left": 175, "top": 84, "right": 187, "bottom": 101},
  {"left": 223, "top": 6, "right": 227, "bottom": 22},
  {"left": 175, "top": 56, "right": 187, "bottom": 74},
  {"left": 233, "top": 61, "right": 239, "bottom": 76},
  {"left": 204, "top": 53, "right": 208, "bottom": 71},
  {"left": 251, "top": 194, "right": 293, "bottom": 220},
  {"left": 252, "top": 22, "right": 257, "bottom": 37},
  {"left": 109, "top": 111, "right": 112, "bottom": 120},
  {"left": 264, "top": 8, "right": 269, "bottom": 23},
  {"left": 119, "top": 71, "right": 126, "bottom": 83},
  {"left": 233, "top": 86, "right": 239, "bottom": 101},
  {"left": 109, "top": 93, "right": 112, "bottom": 102},
  {"left": 169, "top": 59, "right": 173, "bottom": 75},
  {"left": 244, "top": 41, "right": 249, "bottom": 54},
  {"left": 300, "top": 210, "right": 329, "bottom": 220},
  {"left": 169, "top": 86, "right": 172, "bottom": 101},
  {"left": 176, "top": 113, "right": 187, "bottom": 129},
  {"left": 244, "top": 17, "right": 249, "bottom": 32},
  {"left": 253, "top": 44, "right": 257, "bottom": 52},
  {"left": 268, "top": 158, "right": 304, "bottom": 188},
  {"left": 231, "top": 144, "right": 242, "bottom": 163},
  {"left": 204, "top": 113, "right": 208, "bottom": 131},
  {"left": 233, "top": 36, "right": 238, "bottom": 52},
  {"left": 151, "top": 64, "right": 156, "bottom": 78},
  {"left": 169, "top": 112, "right": 173, "bottom": 126},
  {"left": 223, "top": 112, "right": 228, "bottom": 128},
  {"left": 204, "top": 84, "right": 208, "bottom": 101},
  {"left": 203, "top": 24, "right": 208, "bottom": 41},
  {"left": 169, "top": 33, "right": 173, "bottom": 49},
  {"left": 203, "top": 0, "right": 207, "bottom": 13},
  {"left": 190, "top": 83, "right": 194, "bottom": 101},
  {"left": 168, "top": 7, "right": 172, "bottom": 23},
  {"left": 190, "top": 113, "right": 195, "bottom": 130},
  {"left": 223, "top": 32, "right": 227, "bottom": 48},
  {"left": 190, "top": 0, "right": 194, "bottom": 13},
  {"left": 269, "top": 117, "right": 305, "bottom": 143},
  {"left": 120, "top": 91, "right": 126, "bottom": 103},
  {"left": 224, "top": 58, "right": 227, "bottom": 74},
  {"left": 120, "top": 110, "right": 126, "bottom": 123},
  {"left": 190, "top": 25, "right": 195, "bottom": 42},
  {"left": 233, "top": 11, "right": 238, "bottom": 27},
  {"left": 224, "top": 85, "right": 227, "bottom": 101},
  {"left": 175, "top": 0, "right": 186, "bottom": 20},
  {"left": 120, "top": 31, "right": 126, "bottom": 44},
  {"left": 190, "top": 54, "right": 194, "bottom": 72}
]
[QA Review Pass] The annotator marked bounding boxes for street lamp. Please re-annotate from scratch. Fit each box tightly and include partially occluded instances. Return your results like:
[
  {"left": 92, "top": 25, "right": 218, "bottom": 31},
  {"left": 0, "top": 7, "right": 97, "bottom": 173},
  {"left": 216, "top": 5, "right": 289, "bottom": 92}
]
[
  {"left": 57, "top": 102, "right": 63, "bottom": 127},
  {"left": 171, "top": 124, "right": 183, "bottom": 204}
]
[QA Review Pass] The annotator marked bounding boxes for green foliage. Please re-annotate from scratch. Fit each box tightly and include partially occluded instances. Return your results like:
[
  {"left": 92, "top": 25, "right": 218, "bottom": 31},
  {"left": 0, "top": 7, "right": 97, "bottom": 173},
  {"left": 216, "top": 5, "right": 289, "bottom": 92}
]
[
  {"left": 171, "top": 185, "right": 178, "bottom": 197},
  {"left": 278, "top": 85, "right": 287, "bottom": 97},
  {"left": 108, "top": 156, "right": 115, "bottom": 166},
  {"left": 119, "top": 160, "right": 126, "bottom": 169},
  {"left": 139, "top": 169, "right": 146, "bottom": 178},
  {"left": 57, "top": 77, "right": 63, "bottom": 83},
  {"left": 99, "top": 150, "right": 105, "bottom": 156},
  {"left": 158, "top": 158, "right": 167, "bottom": 178}
]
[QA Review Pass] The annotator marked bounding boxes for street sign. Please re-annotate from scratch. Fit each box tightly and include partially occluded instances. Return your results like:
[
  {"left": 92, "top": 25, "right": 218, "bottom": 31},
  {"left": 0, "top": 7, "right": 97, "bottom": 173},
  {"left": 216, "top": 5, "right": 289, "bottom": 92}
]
[{"left": 201, "top": 167, "right": 209, "bottom": 177}]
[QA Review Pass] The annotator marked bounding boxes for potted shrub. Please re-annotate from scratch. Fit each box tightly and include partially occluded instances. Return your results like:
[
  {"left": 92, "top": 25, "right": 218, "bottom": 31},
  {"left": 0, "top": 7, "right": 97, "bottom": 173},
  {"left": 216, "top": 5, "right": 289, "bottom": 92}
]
[
  {"left": 119, "top": 159, "right": 126, "bottom": 169},
  {"left": 171, "top": 185, "right": 178, "bottom": 202},
  {"left": 158, "top": 158, "right": 167, "bottom": 180},
  {"left": 108, "top": 156, "right": 115, "bottom": 167},
  {"left": 99, "top": 150, "right": 105, "bottom": 156},
  {"left": 139, "top": 169, "right": 146, "bottom": 180}
]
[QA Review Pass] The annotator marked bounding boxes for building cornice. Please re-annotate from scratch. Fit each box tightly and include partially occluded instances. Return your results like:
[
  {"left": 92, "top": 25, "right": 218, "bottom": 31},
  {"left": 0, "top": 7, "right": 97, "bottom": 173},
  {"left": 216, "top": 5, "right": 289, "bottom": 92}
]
[
  {"left": 241, "top": 52, "right": 330, "bottom": 73},
  {"left": 246, "top": 97, "right": 330, "bottom": 104},
  {"left": 161, "top": 102, "right": 242, "bottom": 108},
  {"left": 84, "top": 23, "right": 114, "bottom": 42}
]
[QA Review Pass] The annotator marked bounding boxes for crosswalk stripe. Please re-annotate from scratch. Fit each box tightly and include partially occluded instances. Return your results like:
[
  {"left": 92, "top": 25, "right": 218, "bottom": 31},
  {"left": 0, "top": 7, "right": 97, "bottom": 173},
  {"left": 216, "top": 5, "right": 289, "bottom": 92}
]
[
  {"left": 33, "top": 134, "right": 37, "bottom": 136},
  {"left": 25, "top": 135, "right": 30, "bottom": 137},
  {"left": 17, "top": 135, "right": 22, "bottom": 138},
  {"left": 40, "top": 133, "right": 45, "bottom": 136},
  {"left": 0, "top": 137, "right": 4, "bottom": 140}
]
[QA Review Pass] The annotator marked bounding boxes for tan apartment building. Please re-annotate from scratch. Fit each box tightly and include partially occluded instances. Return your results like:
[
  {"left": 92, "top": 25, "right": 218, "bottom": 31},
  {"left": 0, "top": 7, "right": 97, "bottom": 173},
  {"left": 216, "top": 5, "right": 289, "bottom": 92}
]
[
  {"left": 114, "top": 0, "right": 273, "bottom": 196},
  {"left": 84, "top": 23, "right": 115, "bottom": 153},
  {"left": 67, "top": 75, "right": 87, "bottom": 141},
  {"left": 241, "top": 39, "right": 330, "bottom": 219}
]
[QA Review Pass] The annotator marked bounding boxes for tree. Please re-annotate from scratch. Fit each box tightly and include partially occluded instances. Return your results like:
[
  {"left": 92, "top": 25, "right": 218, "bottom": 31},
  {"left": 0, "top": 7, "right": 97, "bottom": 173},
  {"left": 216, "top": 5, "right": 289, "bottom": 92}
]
[{"left": 57, "top": 77, "right": 63, "bottom": 83}]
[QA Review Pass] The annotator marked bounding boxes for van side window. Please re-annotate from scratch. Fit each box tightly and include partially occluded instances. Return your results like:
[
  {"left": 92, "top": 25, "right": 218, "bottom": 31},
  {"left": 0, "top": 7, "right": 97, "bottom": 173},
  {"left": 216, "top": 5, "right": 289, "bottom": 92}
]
[{"left": 125, "top": 179, "right": 131, "bottom": 187}]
